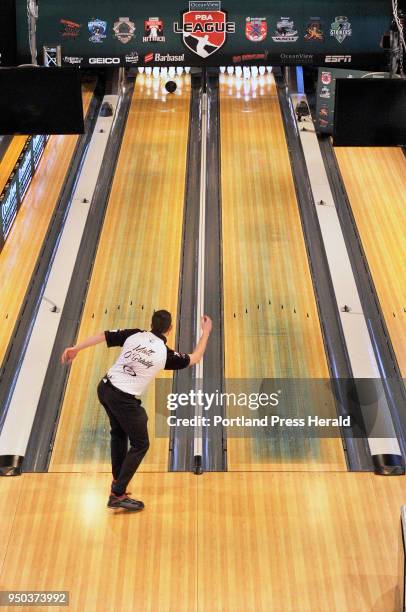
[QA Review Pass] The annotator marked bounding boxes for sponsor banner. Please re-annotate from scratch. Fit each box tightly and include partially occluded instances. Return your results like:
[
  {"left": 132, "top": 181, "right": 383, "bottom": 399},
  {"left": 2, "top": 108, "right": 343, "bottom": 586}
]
[
  {"left": 324, "top": 54, "right": 352, "bottom": 63},
  {"left": 89, "top": 56, "right": 121, "bottom": 64},
  {"left": 144, "top": 52, "right": 185, "bottom": 63},
  {"left": 18, "top": 1, "right": 392, "bottom": 68},
  {"left": 63, "top": 56, "right": 84, "bottom": 64},
  {"left": 315, "top": 66, "right": 391, "bottom": 134}
]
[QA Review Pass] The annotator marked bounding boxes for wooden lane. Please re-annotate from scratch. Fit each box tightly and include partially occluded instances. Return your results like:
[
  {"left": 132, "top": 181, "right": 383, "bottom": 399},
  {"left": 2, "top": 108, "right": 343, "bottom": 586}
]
[
  {"left": 0, "top": 477, "right": 23, "bottom": 578},
  {"left": 0, "top": 82, "right": 96, "bottom": 366},
  {"left": 198, "top": 472, "right": 406, "bottom": 611},
  {"left": 0, "top": 471, "right": 404, "bottom": 611},
  {"left": 334, "top": 146, "right": 406, "bottom": 377},
  {"left": 220, "top": 75, "right": 346, "bottom": 471},
  {"left": 0, "top": 473, "right": 197, "bottom": 612},
  {"left": 0, "top": 136, "right": 28, "bottom": 194},
  {"left": 50, "top": 76, "right": 191, "bottom": 474}
]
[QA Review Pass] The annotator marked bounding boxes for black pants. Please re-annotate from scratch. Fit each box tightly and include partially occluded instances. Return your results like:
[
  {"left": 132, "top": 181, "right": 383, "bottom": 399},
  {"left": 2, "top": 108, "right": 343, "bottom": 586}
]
[{"left": 97, "top": 379, "right": 149, "bottom": 497}]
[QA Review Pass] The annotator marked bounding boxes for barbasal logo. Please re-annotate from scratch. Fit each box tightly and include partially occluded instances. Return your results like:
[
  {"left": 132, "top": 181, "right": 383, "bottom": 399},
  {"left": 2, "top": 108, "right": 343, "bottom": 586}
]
[
  {"left": 125, "top": 51, "right": 139, "bottom": 64},
  {"left": 113, "top": 18, "right": 135, "bottom": 44},
  {"left": 245, "top": 17, "right": 267, "bottom": 42},
  {"left": 88, "top": 19, "right": 107, "bottom": 43},
  {"left": 144, "top": 52, "right": 185, "bottom": 63},
  {"left": 325, "top": 54, "right": 351, "bottom": 63},
  {"left": 330, "top": 17, "right": 352, "bottom": 43},
  {"left": 304, "top": 18, "right": 324, "bottom": 42},
  {"left": 60, "top": 19, "right": 82, "bottom": 38},
  {"left": 144, "top": 17, "right": 165, "bottom": 42},
  {"left": 272, "top": 17, "right": 298, "bottom": 43},
  {"left": 174, "top": 1, "right": 235, "bottom": 58}
]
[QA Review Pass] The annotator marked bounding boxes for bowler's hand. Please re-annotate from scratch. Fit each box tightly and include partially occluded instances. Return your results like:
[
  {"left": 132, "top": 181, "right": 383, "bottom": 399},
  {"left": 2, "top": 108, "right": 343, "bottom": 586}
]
[
  {"left": 201, "top": 315, "right": 212, "bottom": 334},
  {"left": 61, "top": 346, "right": 79, "bottom": 364}
]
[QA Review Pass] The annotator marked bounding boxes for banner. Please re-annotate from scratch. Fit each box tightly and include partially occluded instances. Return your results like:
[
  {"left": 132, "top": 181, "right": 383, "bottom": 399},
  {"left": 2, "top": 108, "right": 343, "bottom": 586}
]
[
  {"left": 315, "top": 67, "right": 391, "bottom": 134},
  {"left": 16, "top": 0, "right": 392, "bottom": 68},
  {"left": 0, "top": 0, "right": 17, "bottom": 66}
]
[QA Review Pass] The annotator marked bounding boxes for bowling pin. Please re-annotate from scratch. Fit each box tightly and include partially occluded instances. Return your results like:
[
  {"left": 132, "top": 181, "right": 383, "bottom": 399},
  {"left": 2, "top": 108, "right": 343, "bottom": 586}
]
[
  {"left": 235, "top": 66, "right": 242, "bottom": 79},
  {"left": 185, "top": 66, "right": 191, "bottom": 74},
  {"left": 227, "top": 66, "right": 234, "bottom": 75},
  {"left": 153, "top": 67, "right": 160, "bottom": 79},
  {"left": 259, "top": 66, "right": 266, "bottom": 76},
  {"left": 176, "top": 67, "right": 183, "bottom": 76},
  {"left": 138, "top": 67, "right": 145, "bottom": 74},
  {"left": 145, "top": 66, "right": 152, "bottom": 76},
  {"left": 168, "top": 66, "right": 176, "bottom": 78},
  {"left": 160, "top": 67, "right": 168, "bottom": 78},
  {"left": 266, "top": 66, "right": 273, "bottom": 73},
  {"left": 251, "top": 66, "right": 258, "bottom": 78},
  {"left": 220, "top": 66, "right": 226, "bottom": 73}
]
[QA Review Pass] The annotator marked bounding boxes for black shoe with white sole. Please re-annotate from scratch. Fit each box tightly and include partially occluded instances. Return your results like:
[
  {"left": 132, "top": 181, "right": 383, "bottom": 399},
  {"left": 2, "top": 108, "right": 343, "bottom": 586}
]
[{"left": 107, "top": 494, "right": 144, "bottom": 511}]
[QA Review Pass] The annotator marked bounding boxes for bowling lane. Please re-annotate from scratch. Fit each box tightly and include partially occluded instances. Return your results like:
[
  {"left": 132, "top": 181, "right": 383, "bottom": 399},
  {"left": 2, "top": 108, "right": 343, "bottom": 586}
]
[
  {"left": 220, "top": 74, "right": 346, "bottom": 471},
  {"left": 0, "top": 136, "right": 28, "bottom": 194},
  {"left": 334, "top": 147, "right": 406, "bottom": 377},
  {"left": 0, "top": 81, "right": 96, "bottom": 366},
  {"left": 50, "top": 75, "right": 191, "bottom": 473}
]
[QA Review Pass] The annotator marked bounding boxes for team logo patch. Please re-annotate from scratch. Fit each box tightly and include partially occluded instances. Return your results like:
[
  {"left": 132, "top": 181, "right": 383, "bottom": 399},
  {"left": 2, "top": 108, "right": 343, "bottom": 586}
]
[
  {"left": 321, "top": 71, "right": 332, "bottom": 85},
  {"left": 304, "top": 19, "right": 324, "bottom": 42},
  {"left": 245, "top": 17, "right": 267, "bottom": 42},
  {"left": 174, "top": 1, "right": 235, "bottom": 58},
  {"left": 60, "top": 19, "right": 82, "bottom": 38},
  {"left": 144, "top": 17, "right": 165, "bottom": 42},
  {"left": 113, "top": 18, "right": 135, "bottom": 44},
  {"left": 272, "top": 17, "right": 298, "bottom": 43},
  {"left": 330, "top": 16, "right": 352, "bottom": 43},
  {"left": 88, "top": 19, "right": 107, "bottom": 43}
]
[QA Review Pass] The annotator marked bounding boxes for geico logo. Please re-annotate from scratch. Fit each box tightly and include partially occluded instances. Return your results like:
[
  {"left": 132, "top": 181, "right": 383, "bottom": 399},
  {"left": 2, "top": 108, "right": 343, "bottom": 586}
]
[
  {"left": 325, "top": 55, "right": 351, "bottom": 63},
  {"left": 89, "top": 57, "right": 120, "bottom": 64}
]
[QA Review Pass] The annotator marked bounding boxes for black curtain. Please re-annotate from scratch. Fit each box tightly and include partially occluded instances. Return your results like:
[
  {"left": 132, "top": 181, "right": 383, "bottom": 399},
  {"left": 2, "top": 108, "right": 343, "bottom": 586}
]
[{"left": 0, "top": 0, "right": 17, "bottom": 66}]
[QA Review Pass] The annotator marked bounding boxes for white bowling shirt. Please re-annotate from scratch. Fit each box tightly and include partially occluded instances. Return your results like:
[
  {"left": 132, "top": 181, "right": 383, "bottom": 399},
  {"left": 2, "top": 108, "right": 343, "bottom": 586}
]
[{"left": 105, "top": 328, "right": 190, "bottom": 396}]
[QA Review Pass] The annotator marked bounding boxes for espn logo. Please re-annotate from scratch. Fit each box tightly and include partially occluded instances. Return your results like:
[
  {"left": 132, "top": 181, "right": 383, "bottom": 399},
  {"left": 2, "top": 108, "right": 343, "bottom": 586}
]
[{"left": 324, "top": 55, "right": 351, "bottom": 63}]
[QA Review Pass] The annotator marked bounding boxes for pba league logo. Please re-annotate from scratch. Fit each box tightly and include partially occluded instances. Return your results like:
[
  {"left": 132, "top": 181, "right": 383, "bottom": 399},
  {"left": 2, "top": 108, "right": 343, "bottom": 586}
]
[
  {"left": 174, "top": 1, "right": 235, "bottom": 58},
  {"left": 330, "top": 16, "right": 352, "bottom": 43},
  {"left": 88, "top": 19, "right": 107, "bottom": 43},
  {"left": 245, "top": 17, "right": 267, "bottom": 42},
  {"left": 144, "top": 17, "right": 165, "bottom": 42},
  {"left": 272, "top": 17, "right": 298, "bottom": 43},
  {"left": 304, "top": 19, "right": 324, "bottom": 42},
  {"left": 113, "top": 18, "right": 135, "bottom": 43}
]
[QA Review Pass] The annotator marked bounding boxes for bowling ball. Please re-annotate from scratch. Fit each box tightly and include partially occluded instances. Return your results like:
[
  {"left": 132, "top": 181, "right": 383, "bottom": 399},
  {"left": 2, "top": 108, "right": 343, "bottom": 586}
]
[{"left": 165, "top": 80, "right": 177, "bottom": 94}]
